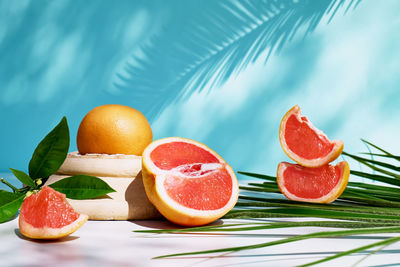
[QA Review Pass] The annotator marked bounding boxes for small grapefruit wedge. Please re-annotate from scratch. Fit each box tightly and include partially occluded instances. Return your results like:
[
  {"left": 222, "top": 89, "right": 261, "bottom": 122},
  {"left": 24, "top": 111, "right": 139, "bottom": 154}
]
[
  {"left": 277, "top": 161, "right": 350, "bottom": 203},
  {"left": 142, "top": 137, "right": 239, "bottom": 226},
  {"left": 19, "top": 186, "right": 88, "bottom": 239},
  {"left": 279, "top": 105, "right": 344, "bottom": 168}
]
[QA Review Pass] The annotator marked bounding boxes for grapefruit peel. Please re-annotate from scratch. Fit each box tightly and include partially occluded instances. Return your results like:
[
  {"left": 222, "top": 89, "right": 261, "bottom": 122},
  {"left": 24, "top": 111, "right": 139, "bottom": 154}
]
[
  {"left": 277, "top": 161, "right": 350, "bottom": 203},
  {"left": 279, "top": 105, "right": 344, "bottom": 168},
  {"left": 19, "top": 186, "right": 88, "bottom": 239},
  {"left": 142, "top": 137, "right": 239, "bottom": 226}
]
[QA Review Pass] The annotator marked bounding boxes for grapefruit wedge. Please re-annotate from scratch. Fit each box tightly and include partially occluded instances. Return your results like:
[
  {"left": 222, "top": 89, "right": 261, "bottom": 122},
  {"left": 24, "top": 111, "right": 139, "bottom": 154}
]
[
  {"left": 142, "top": 137, "right": 239, "bottom": 226},
  {"left": 277, "top": 161, "right": 350, "bottom": 203},
  {"left": 19, "top": 186, "right": 88, "bottom": 239},
  {"left": 279, "top": 105, "right": 344, "bottom": 168}
]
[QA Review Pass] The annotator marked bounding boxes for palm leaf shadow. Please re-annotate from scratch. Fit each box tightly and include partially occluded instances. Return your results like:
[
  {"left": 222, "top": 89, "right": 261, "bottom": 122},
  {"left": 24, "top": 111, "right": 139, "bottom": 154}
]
[{"left": 115, "top": 0, "right": 362, "bottom": 120}]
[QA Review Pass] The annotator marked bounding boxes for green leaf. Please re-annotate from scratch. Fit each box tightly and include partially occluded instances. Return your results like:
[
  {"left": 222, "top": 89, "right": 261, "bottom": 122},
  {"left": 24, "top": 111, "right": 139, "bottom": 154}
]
[
  {"left": 9, "top": 168, "right": 36, "bottom": 188},
  {"left": 346, "top": 155, "right": 400, "bottom": 179},
  {"left": 135, "top": 221, "right": 398, "bottom": 234},
  {"left": 28, "top": 117, "right": 70, "bottom": 179},
  {"left": 237, "top": 171, "right": 276, "bottom": 181},
  {"left": 342, "top": 152, "right": 400, "bottom": 172},
  {"left": 48, "top": 175, "right": 116, "bottom": 200},
  {"left": 298, "top": 236, "right": 400, "bottom": 267},
  {"left": 153, "top": 226, "right": 400, "bottom": 259},
  {"left": 225, "top": 207, "right": 400, "bottom": 222},
  {"left": 361, "top": 139, "right": 394, "bottom": 157},
  {"left": 360, "top": 153, "right": 400, "bottom": 161},
  {"left": 0, "top": 191, "right": 25, "bottom": 223},
  {"left": 349, "top": 170, "right": 400, "bottom": 187}
]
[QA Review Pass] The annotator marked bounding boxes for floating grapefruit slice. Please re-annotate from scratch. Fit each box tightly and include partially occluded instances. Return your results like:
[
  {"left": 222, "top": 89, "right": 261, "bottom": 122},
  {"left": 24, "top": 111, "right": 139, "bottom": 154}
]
[
  {"left": 19, "top": 186, "right": 88, "bottom": 239},
  {"left": 279, "top": 105, "right": 344, "bottom": 168},
  {"left": 277, "top": 161, "right": 350, "bottom": 203},
  {"left": 142, "top": 137, "right": 239, "bottom": 226}
]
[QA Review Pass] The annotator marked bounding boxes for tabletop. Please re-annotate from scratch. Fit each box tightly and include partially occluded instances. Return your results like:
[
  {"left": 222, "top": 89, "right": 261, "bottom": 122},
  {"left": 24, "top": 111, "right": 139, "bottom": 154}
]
[
  {"left": 1, "top": 217, "right": 400, "bottom": 267},
  {"left": 1, "top": 173, "right": 400, "bottom": 267}
]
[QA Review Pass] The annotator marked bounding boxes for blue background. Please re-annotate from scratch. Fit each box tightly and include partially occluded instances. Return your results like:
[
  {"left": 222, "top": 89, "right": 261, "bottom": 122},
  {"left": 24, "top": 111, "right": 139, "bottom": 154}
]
[{"left": 1, "top": 0, "right": 399, "bottom": 179}]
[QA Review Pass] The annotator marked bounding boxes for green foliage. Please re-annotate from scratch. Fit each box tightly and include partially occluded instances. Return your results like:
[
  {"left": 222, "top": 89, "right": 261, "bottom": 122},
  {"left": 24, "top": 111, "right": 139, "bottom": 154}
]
[
  {"left": 139, "top": 140, "right": 400, "bottom": 265},
  {"left": 0, "top": 191, "right": 25, "bottom": 223},
  {"left": 28, "top": 116, "right": 70, "bottom": 179},
  {"left": 49, "top": 175, "right": 116, "bottom": 200},
  {"left": 1, "top": 117, "right": 115, "bottom": 224}
]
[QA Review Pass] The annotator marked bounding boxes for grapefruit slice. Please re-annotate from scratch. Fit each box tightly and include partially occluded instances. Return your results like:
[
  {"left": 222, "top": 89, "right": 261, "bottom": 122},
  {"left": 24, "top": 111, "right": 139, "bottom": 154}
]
[
  {"left": 277, "top": 161, "right": 350, "bottom": 203},
  {"left": 19, "top": 186, "right": 88, "bottom": 239},
  {"left": 279, "top": 105, "right": 344, "bottom": 168},
  {"left": 142, "top": 137, "right": 239, "bottom": 226}
]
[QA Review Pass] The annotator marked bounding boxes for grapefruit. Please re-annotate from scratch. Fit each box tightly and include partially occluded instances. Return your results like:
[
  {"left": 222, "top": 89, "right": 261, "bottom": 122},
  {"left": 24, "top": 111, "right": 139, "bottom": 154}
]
[
  {"left": 142, "top": 137, "right": 239, "bottom": 226},
  {"left": 279, "top": 105, "right": 343, "bottom": 168},
  {"left": 277, "top": 161, "right": 350, "bottom": 203},
  {"left": 77, "top": 104, "right": 153, "bottom": 156},
  {"left": 19, "top": 186, "right": 88, "bottom": 239}
]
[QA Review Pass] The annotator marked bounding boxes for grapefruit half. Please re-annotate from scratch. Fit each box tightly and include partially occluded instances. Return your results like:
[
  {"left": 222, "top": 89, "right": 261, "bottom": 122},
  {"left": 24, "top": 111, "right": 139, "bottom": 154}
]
[
  {"left": 142, "top": 137, "right": 239, "bottom": 226},
  {"left": 19, "top": 186, "right": 88, "bottom": 239},
  {"left": 277, "top": 161, "right": 350, "bottom": 203},
  {"left": 279, "top": 105, "right": 344, "bottom": 168}
]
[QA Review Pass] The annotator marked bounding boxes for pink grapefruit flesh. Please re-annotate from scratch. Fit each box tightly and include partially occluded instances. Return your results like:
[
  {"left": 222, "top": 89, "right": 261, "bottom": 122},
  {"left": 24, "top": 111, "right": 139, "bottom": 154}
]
[
  {"left": 19, "top": 186, "right": 88, "bottom": 239},
  {"left": 142, "top": 137, "right": 239, "bottom": 226},
  {"left": 279, "top": 105, "right": 343, "bottom": 167},
  {"left": 277, "top": 161, "right": 350, "bottom": 203}
]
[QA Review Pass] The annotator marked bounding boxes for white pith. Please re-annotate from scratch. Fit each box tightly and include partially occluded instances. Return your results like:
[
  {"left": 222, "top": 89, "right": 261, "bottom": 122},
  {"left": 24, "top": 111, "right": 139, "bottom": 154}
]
[
  {"left": 20, "top": 214, "right": 88, "bottom": 239},
  {"left": 143, "top": 137, "right": 239, "bottom": 217}
]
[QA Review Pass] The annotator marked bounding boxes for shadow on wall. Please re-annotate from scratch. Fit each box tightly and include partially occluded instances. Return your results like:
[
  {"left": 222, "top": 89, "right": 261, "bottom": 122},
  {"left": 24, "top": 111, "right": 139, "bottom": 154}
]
[
  {"left": 116, "top": 0, "right": 362, "bottom": 120},
  {"left": 0, "top": 0, "right": 361, "bottom": 172}
]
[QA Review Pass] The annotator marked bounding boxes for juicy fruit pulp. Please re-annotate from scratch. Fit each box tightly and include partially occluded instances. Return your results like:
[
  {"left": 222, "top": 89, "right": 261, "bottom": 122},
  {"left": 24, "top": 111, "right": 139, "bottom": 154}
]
[
  {"left": 279, "top": 105, "right": 343, "bottom": 168},
  {"left": 77, "top": 104, "right": 152, "bottom": 156},
  {"left": 142, "top": 137, "right": 239, "bottom": 226},
  {"left": 285, "top": 115, "right": 334, "bottom": 160},
  {"left": 19, "top": 186, "right": 88, "bottom": 239},
  {"left": 277, "top": 161, "right": 350, "bottom": 203},
  {"left": 151, "top": 142, "right": 232, "bottom": 211}
]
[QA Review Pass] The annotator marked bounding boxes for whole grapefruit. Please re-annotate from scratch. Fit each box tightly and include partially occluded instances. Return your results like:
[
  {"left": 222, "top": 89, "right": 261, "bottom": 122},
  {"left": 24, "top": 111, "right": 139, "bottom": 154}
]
[{"left": 77, "top": 104, "right": 152, "bottom": 156}]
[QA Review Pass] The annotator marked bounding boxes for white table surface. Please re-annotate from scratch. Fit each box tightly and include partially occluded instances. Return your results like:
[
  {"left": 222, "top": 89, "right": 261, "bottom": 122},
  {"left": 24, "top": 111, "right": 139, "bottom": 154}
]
[
  {"left": 1, "top": 173, "right": 400, "bottom": 266},
  {"left": 1, "top": 217, "right": 400, "bottom": 267}
]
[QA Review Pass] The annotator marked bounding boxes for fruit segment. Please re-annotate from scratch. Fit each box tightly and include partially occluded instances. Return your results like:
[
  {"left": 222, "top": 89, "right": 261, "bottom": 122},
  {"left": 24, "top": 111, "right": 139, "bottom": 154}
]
[
  {"left": 279, "top": 105, "right": 343, "bottom": 168},
  {"left": 19, "top": 186, "right": 88, "bottom": 239},
  {"left": 277, "top": 160, "right": 350, "bottom": 203}
]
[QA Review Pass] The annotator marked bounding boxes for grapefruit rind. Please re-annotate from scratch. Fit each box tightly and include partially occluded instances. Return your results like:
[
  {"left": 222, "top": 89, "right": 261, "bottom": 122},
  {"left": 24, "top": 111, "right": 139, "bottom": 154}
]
[
  {"left": 142, "top": 137, "right": 239, "bottom": 226},
  {"left": 19, "top": 213, "right": 88, "bottom": 240},
  {"left": 279, "top": 105, "right": 344, "bottom": 168},
  {"left": 277, "top": 161, "right": 350, "bottom": 203}
]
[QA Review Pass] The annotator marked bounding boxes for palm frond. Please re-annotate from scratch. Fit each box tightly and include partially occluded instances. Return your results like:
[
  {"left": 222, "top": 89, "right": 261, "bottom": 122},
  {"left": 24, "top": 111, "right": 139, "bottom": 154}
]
[
  {"left": 140, "top": 140, "right": 400, "bottom": 264},
  {"left": 115, "top": 0, "right": 361, "bottom": 119}
]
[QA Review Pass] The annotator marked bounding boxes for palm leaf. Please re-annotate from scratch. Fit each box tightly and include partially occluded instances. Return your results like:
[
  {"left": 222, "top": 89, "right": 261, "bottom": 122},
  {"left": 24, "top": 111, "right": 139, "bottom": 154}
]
[
  {"left": 153, "top": 226, "right": 400, "bottom": 259},
  {"left": 141, "top": 140, "right": 400, "bottom": 264},
  {"left": 115, "top": 0, "right": 361, "bottom": 119}
]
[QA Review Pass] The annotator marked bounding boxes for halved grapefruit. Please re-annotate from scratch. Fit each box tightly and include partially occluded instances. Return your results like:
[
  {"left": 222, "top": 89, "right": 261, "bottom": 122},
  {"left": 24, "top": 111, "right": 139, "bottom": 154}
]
[
  {"left": 279, "top": 105, "right": 343, "bottom": 168},
  {"left": 277, "top": 161, "right": 350, "bottom": 203},
  {"left": 142, "top": 137, "right": 239, "bottom": 226},
  {"left": 19, "top": 186, "right": 88, "bottom": 239}
]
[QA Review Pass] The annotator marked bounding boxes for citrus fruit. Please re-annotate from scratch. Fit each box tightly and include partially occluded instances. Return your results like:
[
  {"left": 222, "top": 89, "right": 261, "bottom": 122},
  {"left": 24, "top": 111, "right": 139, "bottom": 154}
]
[
  {"left": 19, "top": 186, "right": 88, "bottom": 239},
  {"left": 277, "top": 161, "right": 350, "bottom": 203},
  {"left": 46, "top": 152, "right": 161, "bottom": 220},
  {"left": 142, "top": 137, "right": 239, "bottom": 226},
  {"left": 77, "top": 104, "right": 152, "bottom": 156},
  {"left": 279, "top": 105, "right": 344, "bottom": 168}
]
